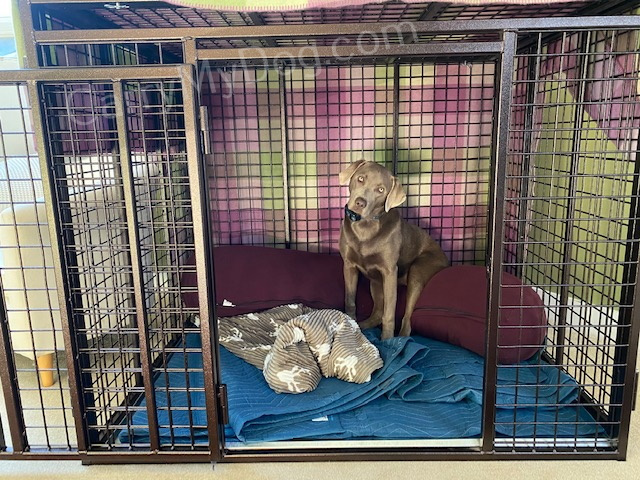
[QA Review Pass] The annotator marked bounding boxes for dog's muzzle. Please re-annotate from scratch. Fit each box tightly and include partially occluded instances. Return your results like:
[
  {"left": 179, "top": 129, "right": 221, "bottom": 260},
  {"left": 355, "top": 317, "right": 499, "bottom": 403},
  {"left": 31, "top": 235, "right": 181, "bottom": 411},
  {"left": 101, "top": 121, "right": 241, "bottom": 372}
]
[{"left": 345, "top": 204, "right": 362, "bottom": 222}]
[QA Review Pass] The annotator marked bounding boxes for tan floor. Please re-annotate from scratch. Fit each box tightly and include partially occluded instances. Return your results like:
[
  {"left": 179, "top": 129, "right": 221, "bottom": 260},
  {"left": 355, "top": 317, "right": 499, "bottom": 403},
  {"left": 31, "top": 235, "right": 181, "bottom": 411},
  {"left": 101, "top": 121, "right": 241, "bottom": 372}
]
[{"left": 0, "top": 444, "right": 639, "bottom": 480}]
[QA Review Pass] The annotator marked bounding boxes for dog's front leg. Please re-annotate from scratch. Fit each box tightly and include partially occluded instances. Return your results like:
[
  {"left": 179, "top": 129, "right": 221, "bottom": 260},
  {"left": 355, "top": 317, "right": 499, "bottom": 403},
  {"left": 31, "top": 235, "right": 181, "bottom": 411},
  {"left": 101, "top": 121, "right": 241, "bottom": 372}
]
[
  {"left": 380, "top": 266, "right": 398, "bottom": 340},
  {"left": 343, "top": 262, "right": 359, "bottom": 319}
]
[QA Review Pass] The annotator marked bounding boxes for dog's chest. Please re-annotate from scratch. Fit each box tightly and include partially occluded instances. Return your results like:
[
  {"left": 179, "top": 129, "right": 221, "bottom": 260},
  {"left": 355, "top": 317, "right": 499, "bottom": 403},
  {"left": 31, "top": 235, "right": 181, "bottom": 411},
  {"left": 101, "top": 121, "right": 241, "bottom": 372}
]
[{"left": 343, "top": 235, "right": 398, "bottom": 275}]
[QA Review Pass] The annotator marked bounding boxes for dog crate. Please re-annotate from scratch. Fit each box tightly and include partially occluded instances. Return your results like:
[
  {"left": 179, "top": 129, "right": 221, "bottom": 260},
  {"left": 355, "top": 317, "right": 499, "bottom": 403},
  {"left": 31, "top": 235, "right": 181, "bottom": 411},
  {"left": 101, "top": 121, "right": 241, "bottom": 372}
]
[{"left": 0, "top": 0, "right": 639, "bottom": 463}]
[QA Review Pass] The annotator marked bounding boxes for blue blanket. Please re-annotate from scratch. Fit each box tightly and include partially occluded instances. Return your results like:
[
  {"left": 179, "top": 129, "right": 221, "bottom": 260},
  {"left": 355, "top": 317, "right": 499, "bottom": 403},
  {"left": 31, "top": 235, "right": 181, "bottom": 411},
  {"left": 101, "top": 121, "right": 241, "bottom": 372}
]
[{"left": 118, "top": 331, "right": 603, "bottom": 445}]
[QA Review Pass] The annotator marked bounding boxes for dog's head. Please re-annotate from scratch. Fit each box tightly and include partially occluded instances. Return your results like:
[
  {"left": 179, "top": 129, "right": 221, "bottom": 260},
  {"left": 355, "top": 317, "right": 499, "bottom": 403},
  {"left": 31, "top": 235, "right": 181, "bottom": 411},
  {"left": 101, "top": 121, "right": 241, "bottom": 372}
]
[{"left": 339, "top": 160, "right": 406, "bottom": 219}]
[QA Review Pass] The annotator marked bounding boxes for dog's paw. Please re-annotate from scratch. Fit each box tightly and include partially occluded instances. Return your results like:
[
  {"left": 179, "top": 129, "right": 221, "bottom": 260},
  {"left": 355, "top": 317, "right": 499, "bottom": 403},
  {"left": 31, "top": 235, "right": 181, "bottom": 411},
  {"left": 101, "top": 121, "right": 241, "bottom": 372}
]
[
  {"left": 359, "top": 316, "right": 382, "bottom": 329},
  {"left": 398, "top": 326, "right": 411, "bottom": 337},
  {"left": 398, "top": 317, "right": 412, "bottom": 337},
  {"left": 380, "top": 329, "right": 394, "bottom": 341}
]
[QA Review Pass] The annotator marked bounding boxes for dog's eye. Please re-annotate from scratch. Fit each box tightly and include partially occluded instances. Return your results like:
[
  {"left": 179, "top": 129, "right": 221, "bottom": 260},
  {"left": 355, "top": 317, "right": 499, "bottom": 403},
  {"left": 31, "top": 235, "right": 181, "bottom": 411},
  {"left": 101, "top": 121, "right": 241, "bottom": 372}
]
[
  {"left": 378, "top": 187, "right": 385, "bottom": 194},
  {"left": 357, "top": 176, "right": 364, "bottom": 183}
]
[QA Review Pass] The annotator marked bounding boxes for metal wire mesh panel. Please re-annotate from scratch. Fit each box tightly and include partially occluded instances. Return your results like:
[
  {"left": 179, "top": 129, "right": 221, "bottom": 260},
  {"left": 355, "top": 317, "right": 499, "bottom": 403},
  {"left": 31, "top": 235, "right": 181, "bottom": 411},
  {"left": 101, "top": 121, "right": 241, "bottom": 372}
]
[
  {"left": 38, "top": 77, "right": 205, "bottom": 451},
  {"left": 203, "top": 60, "right": 496, "bottom": 257},
  {"left": 504, "top": 49, "right": 532, "bottom": 276},
  {"left": 437, "top": 2, "right": 591, "bottom": 21},
  {"left": 33, "top": 4, "right": 255, "bottom": 31},
  {"left": 40, "top": 80, "right": 139, "bottom": 448},
  {"left": 38, "top": 42, "right": 184, "bottom": 68},
  {"left": 122, "top": 79, "right": 205, "bottom": 450},
  {"left": 284, "top": 63, "right": 395, "bottom": 252},
  {"left": 30, "top": 0, "right": 616, "bottom": 33},
  {"left": 202, "top": 66, "right": 288, "bottom": 248},
  {"left": 498, "top": 28, "right": 640, "bottom": 450},
  {"left": 260, "top": 1, "right": 433, "bottom": 25},
  {"left": 0, "top": 82, "right": 76, "bottom": 452},
  {"left": 396, "top": 61, "right": 494, "bottom": 264}
]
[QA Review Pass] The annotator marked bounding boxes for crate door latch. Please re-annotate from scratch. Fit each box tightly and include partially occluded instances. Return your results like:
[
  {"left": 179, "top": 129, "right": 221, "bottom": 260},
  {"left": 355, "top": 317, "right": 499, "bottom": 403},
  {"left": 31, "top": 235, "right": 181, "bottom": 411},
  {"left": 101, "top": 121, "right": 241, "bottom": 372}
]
[{"left": 217, "top": 384, "right": 229, "bottom": 425}]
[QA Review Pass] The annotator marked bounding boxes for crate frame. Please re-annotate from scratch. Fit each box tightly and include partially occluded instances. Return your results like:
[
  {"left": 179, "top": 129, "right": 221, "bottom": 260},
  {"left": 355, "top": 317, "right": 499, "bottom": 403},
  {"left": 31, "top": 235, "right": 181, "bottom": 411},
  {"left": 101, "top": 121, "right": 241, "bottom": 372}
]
[{"left": 0, "top": 0, "right": 638, "bottom": 463}]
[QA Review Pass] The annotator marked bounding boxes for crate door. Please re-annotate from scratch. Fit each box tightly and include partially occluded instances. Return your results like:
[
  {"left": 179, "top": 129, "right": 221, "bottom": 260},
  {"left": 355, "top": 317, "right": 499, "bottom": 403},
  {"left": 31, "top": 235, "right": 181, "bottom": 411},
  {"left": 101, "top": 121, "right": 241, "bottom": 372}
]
[{"left": 31, "top": 70, "right": 220, "bottom": 458}]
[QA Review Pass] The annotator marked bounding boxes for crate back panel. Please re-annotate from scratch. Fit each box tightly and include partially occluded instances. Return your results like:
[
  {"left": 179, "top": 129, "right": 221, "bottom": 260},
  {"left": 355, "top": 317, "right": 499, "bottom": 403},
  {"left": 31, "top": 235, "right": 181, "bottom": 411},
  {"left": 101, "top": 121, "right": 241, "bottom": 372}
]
[{"left": 201, "top": 60, "right": 495, "bottom": 262}]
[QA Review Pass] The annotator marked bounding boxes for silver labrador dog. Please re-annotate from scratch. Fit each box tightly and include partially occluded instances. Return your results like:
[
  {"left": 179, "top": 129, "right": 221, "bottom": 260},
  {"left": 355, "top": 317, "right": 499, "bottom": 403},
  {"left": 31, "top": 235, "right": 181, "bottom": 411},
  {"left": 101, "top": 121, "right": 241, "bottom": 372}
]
[{"left": 339, "top": 160, "right": 448, "bottom": 340}]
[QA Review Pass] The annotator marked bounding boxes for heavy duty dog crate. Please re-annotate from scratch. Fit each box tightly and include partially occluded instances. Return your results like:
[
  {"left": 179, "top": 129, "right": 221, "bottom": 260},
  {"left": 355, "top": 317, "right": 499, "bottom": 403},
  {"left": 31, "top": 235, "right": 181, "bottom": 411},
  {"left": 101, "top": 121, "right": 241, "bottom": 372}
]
[{"left": 0, "top": 0, "right": 639, "bottom": 463}]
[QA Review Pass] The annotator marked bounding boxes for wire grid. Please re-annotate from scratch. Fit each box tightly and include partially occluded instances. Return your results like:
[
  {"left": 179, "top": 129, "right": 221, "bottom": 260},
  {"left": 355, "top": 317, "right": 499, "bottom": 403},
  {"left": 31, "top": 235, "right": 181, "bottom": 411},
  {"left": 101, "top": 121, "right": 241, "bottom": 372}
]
[
  {"left": 41, "top": 80, "right": 142, "bottom": 448},
  {"left": 284, "top": 63, "right": 397, "bottom": 252},
  {"left": 31, "top": 1, "right": 607, "bottom": 32},
  {"left": 396, "top": 61, "right": 495, "bottom": 264},
  {"left": 38, "top": 42, "right": 184, "bottom": 68},
  {"left": 32, "top": 2, "right": 429, "bottom": 30},
  {"left": 32, "top": 4, "right": 255, "bottom": 30},
  {"left": 0, "top": 82, "right": 76, "bottom": 451},
  {"left": 202, "top": 59, "right": 497, "bottom": 256},
  {"left": 504, "top": 49, "right": 533, "bottom": 276},
  {"left": 202, "top": 65, "right": 288, "bottom": 249},
  {"left": 497, "top": 28, "right": 640, "bottom": 449},
  {"left": 91, "top": 6, "right": 254, "bottom": 30},
  {"left": 436, "top": 2, "right": 591, "bottom": 21},
  {"left": 123, "top": 79, "right": 205, "bottom": 450},
  {"left": 260, "top": 1, "right": 434, "bottom": 25},
  {"left": 39, "top": 78, "right": 204, "bottom": 450}
]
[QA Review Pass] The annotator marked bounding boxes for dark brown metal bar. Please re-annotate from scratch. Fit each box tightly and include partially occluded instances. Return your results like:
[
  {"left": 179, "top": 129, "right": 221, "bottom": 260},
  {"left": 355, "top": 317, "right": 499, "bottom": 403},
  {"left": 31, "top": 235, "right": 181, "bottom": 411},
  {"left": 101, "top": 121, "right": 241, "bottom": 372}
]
[
  {"left": 31, "top": 16, "right": 640, "bottom": 45},
  {"left": 0, "top": 451, "right": 82, "bottom": 460},
  {"left": 112, "top": 80, "right": 160, "bottom": 451},
  {"left": 197, "top": 42, "right": 503, "bottom": 62},
  {"left": 184, "top": 38, "right": 198, "bottom": 65},
  {"left": 0, "top": 65, "right": 184, "bottom": 82},
  {"left": 0, "top": 444, "right": 622, "bottom": 463},
  {"left": 0, "top": 404, "right": 4, "bottom": 450},
  {"left": 79, "top": 450, "right": 212, "bottom": 464},
  {"left": 15, "top": 0, "right": 39, "bottom": 68},
  {"left": 0, "top": 286, "right": 27, "bottom": 452},
  {"left": 25, "top": 80, "right": 89, "bottom": 452},
  {"left": 417, "top": 3, "right": 448, "bottom": 21},
  {"left": 481, "top": 30, "right": 517, "bottom": 453},
  {"left": 180, "top": 65, "right": 222, "bottom": 463},
  {"left": 391, "top": 60, "right": 400, "bottom": 176},
  {"left": 220, "top": 448, "right": 621, "bottom": 462},
  {"left": 278, "top": 64, "right": 291, "bottom": 248}
]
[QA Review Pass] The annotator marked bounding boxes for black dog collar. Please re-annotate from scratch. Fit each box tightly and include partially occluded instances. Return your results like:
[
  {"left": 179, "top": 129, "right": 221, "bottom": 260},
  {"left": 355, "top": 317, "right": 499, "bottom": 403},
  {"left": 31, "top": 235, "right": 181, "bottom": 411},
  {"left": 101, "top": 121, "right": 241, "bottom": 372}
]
[
  {"left": 345, "top": 204, "right": 362, "bottom": 222},
  {"left": 344, "top": 204, "right": 383, "bottom": 222}
]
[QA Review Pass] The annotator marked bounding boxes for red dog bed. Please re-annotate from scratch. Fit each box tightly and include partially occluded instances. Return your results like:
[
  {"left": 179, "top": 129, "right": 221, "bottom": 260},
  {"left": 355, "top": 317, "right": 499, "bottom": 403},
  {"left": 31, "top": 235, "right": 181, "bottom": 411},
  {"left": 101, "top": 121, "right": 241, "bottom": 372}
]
[{"left": 182, "top": 246, "right": 547, "bottom": 364}]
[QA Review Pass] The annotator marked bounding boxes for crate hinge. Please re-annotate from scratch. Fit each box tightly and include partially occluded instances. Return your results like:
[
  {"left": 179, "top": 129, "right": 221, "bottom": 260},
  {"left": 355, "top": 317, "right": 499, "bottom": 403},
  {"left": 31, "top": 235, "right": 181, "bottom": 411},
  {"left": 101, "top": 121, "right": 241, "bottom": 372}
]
[
  {"left": 633, "top": 371, "right": 639, "bottom": 411},
  {"left": 217, "top": 384, "right": 229, "bottom": 425},
  {"left": 200, "top": 105, "right": 211, "bottom": 155}
]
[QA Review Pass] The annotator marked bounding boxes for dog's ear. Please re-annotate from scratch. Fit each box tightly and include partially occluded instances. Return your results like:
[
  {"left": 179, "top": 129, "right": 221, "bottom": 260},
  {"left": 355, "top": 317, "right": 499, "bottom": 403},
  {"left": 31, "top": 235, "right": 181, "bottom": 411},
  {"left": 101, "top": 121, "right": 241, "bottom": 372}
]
[
  {"left": 339, "top": 160, "right": 367, "bottom": 185},
  {"left": 385, "top": 177, "right": 406, "bottom": 212}
]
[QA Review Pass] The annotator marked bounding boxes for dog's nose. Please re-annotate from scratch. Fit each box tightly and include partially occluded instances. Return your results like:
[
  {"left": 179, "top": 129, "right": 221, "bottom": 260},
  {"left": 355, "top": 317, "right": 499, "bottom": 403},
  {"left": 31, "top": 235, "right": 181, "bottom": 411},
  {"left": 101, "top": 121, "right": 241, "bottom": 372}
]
[{"left": 355, "top": 197, "right": 367, "bottom": 209}]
